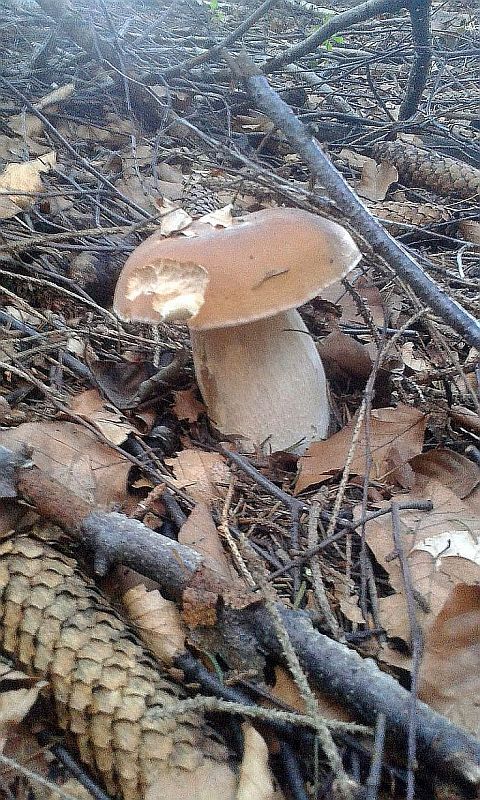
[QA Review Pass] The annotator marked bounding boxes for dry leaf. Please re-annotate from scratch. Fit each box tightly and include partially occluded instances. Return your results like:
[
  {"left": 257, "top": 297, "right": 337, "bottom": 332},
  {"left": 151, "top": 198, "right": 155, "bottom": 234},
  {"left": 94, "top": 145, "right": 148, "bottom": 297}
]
[
  {"left": 160, "top": 207, "right": 193, "bottom": 235},
  {"left": 319, "top": 272, "right": 401, "bottom": 328},
  {"left": 449, "top": 405, "right": 480, "bottom": 434},
  {"left": 7, "top": 113, "right": 44, "bottom": 138},
  {"left": 418, "top": 584, "right": 480, "bottom": 735},
  {"left": 363, "top": 479, "right": 480, "bottom": 645},
  {"left": 45, "top": 779, "right": 93, "bottom": 800},
  {"left": 0, "top": 421, "right": 130, "bottom": 507},
  {"left": 270, "top": 666, "right": 353, "bottom": 723},
  {"left": 173, "top": 388, "right": 207, "bottom": 422},
  {"left": 357, "top": 159, "right": 398, "bottom": 201},
  {"left": 115, "top": 173, "right": 161, "bottom": 214},
  {"left": 70, "top": 388, "right": 136, "bottom": 445},
  {"left": 157, "top": 162, "right": 184, "bottom": 182},
  {"left": 196, "top": 204, "right": 233, "bottom": 228},
  {"left": 123, "top": 584, "right": 187, "bottom": 664},
  {"left": 236, "top": 723, "right": 283, "bottom": 800},
  {"left": 9, "top": 84, "right": 75, "bottom": 136},
  {"left": 35, "top": 82, "right": 75, "bottom": 110},
  {"left": 144, "top": 761, "right": 237, "bottom": 800},
  {"left": 317, "top": 329, "right": 373, "bottom": 383},
  {"left": 296, "top": 405, "right": 427, "bottom": 492},
  {"left": 458, "top": 220, "right": 480, "bottom": 244},
  {"left": 410, "top": 448, "right": 479, "bottom": 500},
  {"left": 339, "top": 148, "right": 370, "bottom": 169},
  {"left": 401, "top": 342, "right": 430, "bottom": 372},
  {"left": 0, "top": 660, "right": 46, "bottom": 751},
  {"left": 165, "top": 449, "right": 230, "bottom": 504},
  {"left": 0, "top": 152, "right": 56, "bottom": 219},
  {"left": 179, "top": 502, "right": 235, "bottom": 581}
]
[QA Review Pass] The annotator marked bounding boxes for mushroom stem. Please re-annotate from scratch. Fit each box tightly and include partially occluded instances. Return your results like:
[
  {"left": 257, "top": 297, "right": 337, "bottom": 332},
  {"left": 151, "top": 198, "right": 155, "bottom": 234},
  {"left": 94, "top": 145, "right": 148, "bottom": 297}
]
[{"left": 191, "top": 309, "right": 329, "bottom": 454}]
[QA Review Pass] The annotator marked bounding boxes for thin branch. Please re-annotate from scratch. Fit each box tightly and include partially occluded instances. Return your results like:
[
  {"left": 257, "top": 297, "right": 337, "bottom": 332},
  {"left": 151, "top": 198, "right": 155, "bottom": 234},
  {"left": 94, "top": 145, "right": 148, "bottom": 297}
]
[
  {"left": 262, "top": 0, "right": 406, "bottom": 73},
  {"left": 231, "top": 54, "right": 480, "bottom": 349},
  {"left": 399, "top": 0, "right": 432, "bottom": 119},
  {"left": 162, "top": 0, "right": 279, "bottom": 78}
]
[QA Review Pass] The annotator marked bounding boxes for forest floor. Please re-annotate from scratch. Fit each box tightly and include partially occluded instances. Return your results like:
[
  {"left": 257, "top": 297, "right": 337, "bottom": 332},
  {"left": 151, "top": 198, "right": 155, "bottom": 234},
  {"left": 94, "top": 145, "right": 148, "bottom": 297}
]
[{"left": 0, "top": 1, "right": 479, "bottom": 799}]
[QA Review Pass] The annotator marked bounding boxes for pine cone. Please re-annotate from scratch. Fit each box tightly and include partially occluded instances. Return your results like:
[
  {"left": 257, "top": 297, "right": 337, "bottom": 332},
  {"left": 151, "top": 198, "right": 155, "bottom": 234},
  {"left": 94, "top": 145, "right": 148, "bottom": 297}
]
[
  {"left": 366, "top": 199, "right": 450, "bottom": 234},
  {"left": 181, "top": 183, "right": 221, "bottom": 217},
  {"left": 0, "top": 535, "right": 237, "bottom": 800},
  {"left": 371, "top": 141, "right": 480, "bottom": 199}
]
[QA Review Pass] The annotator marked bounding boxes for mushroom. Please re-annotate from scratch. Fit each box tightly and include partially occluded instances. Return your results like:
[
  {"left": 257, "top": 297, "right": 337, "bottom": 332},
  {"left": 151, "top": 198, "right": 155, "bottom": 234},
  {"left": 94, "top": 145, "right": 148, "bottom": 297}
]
[{"left": 113, "top": 208, "right": 361, "bottom": 454}]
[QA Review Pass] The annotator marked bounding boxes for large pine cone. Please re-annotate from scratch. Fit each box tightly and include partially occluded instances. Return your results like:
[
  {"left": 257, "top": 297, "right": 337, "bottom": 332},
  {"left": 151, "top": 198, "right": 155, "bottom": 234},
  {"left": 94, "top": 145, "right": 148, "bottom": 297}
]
[
  {"left": 372, "top": 141, "right": 480, "bottom": 199},
  {"left": 0, "top": 535, "right": 237, "bottom": 800}
]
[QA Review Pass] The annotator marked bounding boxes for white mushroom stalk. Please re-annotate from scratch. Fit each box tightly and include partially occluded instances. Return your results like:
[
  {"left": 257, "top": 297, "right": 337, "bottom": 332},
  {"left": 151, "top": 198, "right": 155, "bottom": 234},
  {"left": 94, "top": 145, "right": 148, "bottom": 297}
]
[
  {"left": 113, "top": 208, "right": 361, "bottom": 454},
  {"left": 191, "top": 310, "right": 328, "bottom": 453}
]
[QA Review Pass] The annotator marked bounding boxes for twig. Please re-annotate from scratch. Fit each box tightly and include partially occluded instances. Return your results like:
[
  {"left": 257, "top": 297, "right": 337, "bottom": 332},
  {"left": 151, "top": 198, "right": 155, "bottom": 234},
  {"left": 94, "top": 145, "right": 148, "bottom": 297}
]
[
  {"left": 231, "top": 54, "right": 480, "bottom": 349},
  {"left": 365, "top": 713, "right": 386, "bottom": 800},
  {"left": 262, "top": 0, "right": 406, "bottom": 73},
  {"left": 399, "top": 0, "right": 432, "bottom": 120},
  {"left": 220, "top": 447, "right": 303, "bottom": 595},
  {"left": 43, "top": 739, "right": 113, "bottom": 800},
  {"left": 307, "top": 493, "right": 343, "bottom": 640},
  {"left": 162, "top": 0, "right": 279, "bottom": 78},
  {"left": 0, "top": 310, "right": 92, "bottom": 381},
  {"left": 390, "top": 501, "right": 424, "bottom": 800}
]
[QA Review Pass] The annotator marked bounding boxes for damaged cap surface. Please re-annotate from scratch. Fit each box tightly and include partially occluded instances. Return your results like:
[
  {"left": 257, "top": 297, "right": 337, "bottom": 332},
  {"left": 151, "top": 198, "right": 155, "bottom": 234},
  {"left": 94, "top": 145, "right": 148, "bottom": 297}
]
[{"left": 113, "top": 208, "right": 361, "bottom": 331}]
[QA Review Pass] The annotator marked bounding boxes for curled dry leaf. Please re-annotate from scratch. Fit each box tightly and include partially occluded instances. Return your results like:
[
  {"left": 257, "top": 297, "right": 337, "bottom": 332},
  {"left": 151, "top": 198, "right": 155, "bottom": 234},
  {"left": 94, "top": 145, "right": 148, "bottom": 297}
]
[
  {"left": 317, "top": 328, "right": 373, "bottom": 383},
  {"left": 179, "top": 501, "right": 235, "bottom": 582},
  {"left": 0, "top": 421, "right": 130, "bottom": 508},
  {"left": 236, "top": 723, "right": 284, "bottom": 800},
  {"left": 123, "top": 584, "right": 187, "bottom": 665},
  {"left": 296, "top": 404, "right": 427, "bottom": 493},
  {"left": 0, "top": 151, "right": 56, "bottom": 219},
  {"left": 401, "top": 342, "right": 430, "bottom": 372},
  {"left": 70, "top": 388, "right": 137, "bottom": 445},
  {"left": 418, "top": 584, "right": 480, "bottom": 735},
  {"left": 410, "top": 448, "right": 480, "bottom": 500},
  {"left": 166, "top": 449, "right": 231, "bottom": 505}
]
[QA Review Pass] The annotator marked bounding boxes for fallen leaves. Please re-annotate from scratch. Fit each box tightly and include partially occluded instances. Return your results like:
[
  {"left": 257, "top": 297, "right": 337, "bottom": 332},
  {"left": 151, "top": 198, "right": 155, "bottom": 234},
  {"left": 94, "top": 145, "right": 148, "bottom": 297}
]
[
  {"left": 0, "top": 659, "right": 46, "bottom": 751},
  {"left": 0, "top": 421, "right": 130, "bottom": 507},
  {"left": 296, "top": 404, "right": 427, "bottom": 492},
  {"left": 418, "top": 584, "right": 480, "bottom": 735},
  {"left": 166, "top": 449, "right": 230, "bottom": 504},
  {"left": 357, "top": 159, "right": 399, "bottom": 201},
  {"left": 123, "top": 584, "right": 187, "bottom": 664},
  {"left": 69, "top": 388, "right": 136, "bottom": 445},
  {"left": 179, "top": 501, "right": 235, "bottom": 580},
  {"left": 410, "top": 448, "right": 479, "bottom": 500},
  {"left": 0, "top": 152, "right": 56, "bottom": 218},
  {"left": 236, "top": 723, "right": 284, "bottom": 800},
  {"left": 362, "top": 472, "right": 480, "bottom": 726}
]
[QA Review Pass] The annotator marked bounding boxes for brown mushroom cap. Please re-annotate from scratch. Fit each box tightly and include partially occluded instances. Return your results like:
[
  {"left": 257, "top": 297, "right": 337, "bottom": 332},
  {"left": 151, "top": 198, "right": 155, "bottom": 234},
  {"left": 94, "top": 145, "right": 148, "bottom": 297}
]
[{"left": 113, "top": 207, "right": 361, "bottom": 331}]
